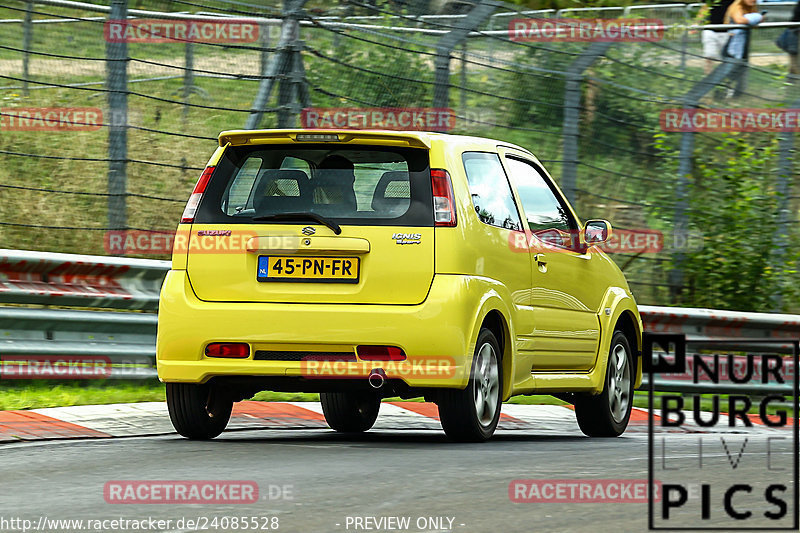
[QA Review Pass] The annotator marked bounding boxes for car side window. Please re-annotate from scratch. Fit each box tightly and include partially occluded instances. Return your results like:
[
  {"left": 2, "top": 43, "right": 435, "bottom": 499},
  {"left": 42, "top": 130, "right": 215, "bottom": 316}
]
[
  {"left": 504, "top": 157, "right": 578, "bottom": 249},
  {"left": 223, "top": 157, "right": 262, "bottom": 215},
  {"left": 462, "top": 152, "right": 522, "bottom": 231}
]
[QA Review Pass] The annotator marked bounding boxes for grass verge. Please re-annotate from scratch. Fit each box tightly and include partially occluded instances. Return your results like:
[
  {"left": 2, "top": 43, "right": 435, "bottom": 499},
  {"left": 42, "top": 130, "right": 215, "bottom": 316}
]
[{"left": 0, "top": 380, "right": 167, "bottom": 410}]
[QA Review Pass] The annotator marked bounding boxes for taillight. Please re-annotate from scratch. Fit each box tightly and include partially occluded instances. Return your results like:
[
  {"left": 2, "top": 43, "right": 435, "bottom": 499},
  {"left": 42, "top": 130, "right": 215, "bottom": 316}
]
[
  {"left": 181, "top": 166, "right": 215, "bottom": 224},
  {"left": 357, "top": 345, "right": 407, "bottom": 361},
  {"left": 431, "top": 169, "right": 456, "bottom": 227},
  {"left": 205, "top": 342, "right": 250, "bottom": 358}
]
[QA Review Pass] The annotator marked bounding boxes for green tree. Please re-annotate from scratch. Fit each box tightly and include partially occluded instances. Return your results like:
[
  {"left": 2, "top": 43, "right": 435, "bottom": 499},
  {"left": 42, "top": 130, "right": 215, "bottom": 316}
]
[{"left": 669, "top": 135, "right": 799, "bottom": 311}]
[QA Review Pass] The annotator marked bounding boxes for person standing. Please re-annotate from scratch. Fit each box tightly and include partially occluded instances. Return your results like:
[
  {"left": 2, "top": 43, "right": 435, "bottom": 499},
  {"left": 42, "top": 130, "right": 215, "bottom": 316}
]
[
  {"left": 724, "top": 0, "right": 763, "bottom": 59},
  {"left": 722, "top": 0, "right": 763, "bottom": 97},
  {"left": 698, "top": 0, "right": 736, "bottom": 73}
]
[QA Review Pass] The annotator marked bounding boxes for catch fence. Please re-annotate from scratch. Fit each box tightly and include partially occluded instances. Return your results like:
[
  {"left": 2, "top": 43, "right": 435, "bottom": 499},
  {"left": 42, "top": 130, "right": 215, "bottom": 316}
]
[{"left": 0, "top": 0, "right": 799, "bottom": 310}]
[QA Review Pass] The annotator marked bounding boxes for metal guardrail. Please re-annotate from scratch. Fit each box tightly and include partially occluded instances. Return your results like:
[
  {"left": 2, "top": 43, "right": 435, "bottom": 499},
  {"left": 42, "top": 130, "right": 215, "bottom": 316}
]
[
  {"left": 0, "top": 248, "right": 168, "bottom": 309},
  {"left": 639, "top": 306, "right": 798, "bottom": 395},
  {"left": 0, "top": 250, "right": 798, "bottom": 392},
  {"left": 640, "top": 305, "right": 800, "bottom": 345},
  {"left": 0, "top": 249, "right": 168, "bottom": 379}
]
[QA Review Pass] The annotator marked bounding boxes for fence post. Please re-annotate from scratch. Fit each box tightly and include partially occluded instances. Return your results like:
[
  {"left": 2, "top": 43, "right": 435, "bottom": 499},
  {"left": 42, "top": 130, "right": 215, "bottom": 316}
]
[
  {"left": 106, "top": 0, "right": 129, "bottom": 241},
  {"left": 487, "top": 13, "right": 494, "bottom": 63},
  {"left": 459, "top": 42, "right": 467, "bottom": 123},
  {"left": 668, "top": 59, "right": 744, "bottom": 301},
  {"left": 432, "top": 1, "right": 498, "bottom": 124},
  {"left": 245, "top": 0, "right": 306, "bottom": 130},
  {"left": 296, "top": 42, "right": 310, "bottom": 113},
  {"left": 22, "top": 1, "right": 33, "bottom": 96},
  {"left": 561, "top": 42, "right": 613, "bottom": 207},
  {"left": 183, "top": 42, "right": 194, "bottom": 126},
  {"left": 680, "top": 4, "right": 693, "bottom": 73},
  {"left": 770, "top": 96, "right": 800, "bottom": 311},
  {"left": 680, "top": 25, "right": 688, "bottom": 73},
  {"left": 259, "top": 21, "right": 271, "bottom": 78},
  {"left": 276, "top": 42, "right": 307, "bottom": 128}
]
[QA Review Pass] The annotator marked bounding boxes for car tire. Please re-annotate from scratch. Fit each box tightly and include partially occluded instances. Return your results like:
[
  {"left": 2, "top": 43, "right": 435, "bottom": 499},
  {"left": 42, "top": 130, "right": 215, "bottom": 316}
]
[
  {"left": 166, "top": 382, "right": 233, "bottom": 440},
  {"left": 320, "top": 391, "right": 381, "bottom": 433},
  {"left": 438, "top": 328, "right": 503, "bottom": 442},
  {"left": 575, "top": 330, "right": 634, "bottom": 437}
]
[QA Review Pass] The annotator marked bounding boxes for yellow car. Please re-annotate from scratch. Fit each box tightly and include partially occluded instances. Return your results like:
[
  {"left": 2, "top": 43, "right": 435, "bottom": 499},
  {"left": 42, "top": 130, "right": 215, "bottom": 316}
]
[{"left": 157, "top": 129, "right": 642, "bottom": 442}]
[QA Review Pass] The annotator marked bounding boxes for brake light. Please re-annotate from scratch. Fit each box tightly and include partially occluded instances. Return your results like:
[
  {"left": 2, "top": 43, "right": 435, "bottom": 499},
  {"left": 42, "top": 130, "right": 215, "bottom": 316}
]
[
  {"left": 181, "top": 166, "right": 215, "bottom": 224},
  {"left": 205, "top": 342, "right": 250, "bottom": 358},
  {"left": 357, "top": 345, "right": 407, "bottom": 361},
  {"left": 295, "top": 133, "right": 341, "bottom": 142},
  {"left": 431, "top": 169, "right": 456, "bottom": 227}
]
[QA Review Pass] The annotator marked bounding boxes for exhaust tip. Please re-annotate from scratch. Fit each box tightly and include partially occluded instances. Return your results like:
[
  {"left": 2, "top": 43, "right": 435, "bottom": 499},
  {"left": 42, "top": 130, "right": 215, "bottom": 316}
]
[{"left": 368, "top": 368, "right": 386, "bottom": 389}]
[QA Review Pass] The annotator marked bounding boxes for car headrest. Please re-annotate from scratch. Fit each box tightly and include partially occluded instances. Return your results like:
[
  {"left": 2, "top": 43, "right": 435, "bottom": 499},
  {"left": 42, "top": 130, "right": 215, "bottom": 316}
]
[
  {"left": 371, "top": 171, "right": 410, "bottom": 215},
  {"left": 252, "top": 169, "right": 310, "bottom": 214}
]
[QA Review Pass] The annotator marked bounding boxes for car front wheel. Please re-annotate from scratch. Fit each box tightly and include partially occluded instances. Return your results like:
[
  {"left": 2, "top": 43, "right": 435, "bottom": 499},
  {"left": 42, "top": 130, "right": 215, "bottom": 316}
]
[{"left": 575, "top": 330, "right": 634, "bottom": 437}]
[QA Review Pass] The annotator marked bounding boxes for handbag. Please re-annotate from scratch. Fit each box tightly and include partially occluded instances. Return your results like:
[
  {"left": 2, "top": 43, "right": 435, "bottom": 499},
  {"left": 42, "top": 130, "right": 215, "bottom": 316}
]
[
  {"left": 723, "top": 29, "right": 753, "bottom": 60},
  {"left": 776, "top": 28, "right": 799, "bottom": 55},
  {"left": 721, "top": 34, "right": 734, "bottom": 58}
]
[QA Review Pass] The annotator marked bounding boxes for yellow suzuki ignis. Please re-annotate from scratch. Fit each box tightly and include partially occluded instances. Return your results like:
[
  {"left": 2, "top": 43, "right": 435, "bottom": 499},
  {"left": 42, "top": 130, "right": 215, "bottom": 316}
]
[{"left": 157, "top": 129, "right": 642, "bottom": 442}]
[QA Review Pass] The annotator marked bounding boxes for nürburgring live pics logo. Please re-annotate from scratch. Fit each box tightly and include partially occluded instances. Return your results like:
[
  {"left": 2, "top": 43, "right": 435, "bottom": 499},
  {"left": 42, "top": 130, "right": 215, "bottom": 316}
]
[{"left": 645, "top": 333, "right": 799, "bottom": 530}]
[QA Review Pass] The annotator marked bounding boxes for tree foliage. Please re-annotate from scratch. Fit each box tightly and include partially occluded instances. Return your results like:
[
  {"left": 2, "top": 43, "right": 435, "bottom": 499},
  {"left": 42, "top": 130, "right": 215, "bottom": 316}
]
[{"left": 657, "top": 134, "right": 799, "bottom": 312}]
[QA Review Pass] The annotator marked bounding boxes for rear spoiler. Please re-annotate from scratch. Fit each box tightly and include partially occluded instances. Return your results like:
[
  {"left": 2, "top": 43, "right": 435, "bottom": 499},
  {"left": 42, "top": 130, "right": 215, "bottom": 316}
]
[{"left": 218, "top": 129, "right": 432, "bottom": 150}]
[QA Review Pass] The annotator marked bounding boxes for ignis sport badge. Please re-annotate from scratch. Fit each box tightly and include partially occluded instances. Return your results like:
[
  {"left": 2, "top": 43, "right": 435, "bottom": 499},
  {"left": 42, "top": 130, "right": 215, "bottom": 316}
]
[{"left": 392, "top": 232, "right": 422, "bottom": 245}]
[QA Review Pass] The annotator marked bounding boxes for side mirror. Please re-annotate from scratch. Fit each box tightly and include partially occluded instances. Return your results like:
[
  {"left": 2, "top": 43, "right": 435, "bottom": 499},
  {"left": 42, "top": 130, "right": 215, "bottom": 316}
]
[{"left": 584, "top": 219, "right": 612, "bottom": 245}]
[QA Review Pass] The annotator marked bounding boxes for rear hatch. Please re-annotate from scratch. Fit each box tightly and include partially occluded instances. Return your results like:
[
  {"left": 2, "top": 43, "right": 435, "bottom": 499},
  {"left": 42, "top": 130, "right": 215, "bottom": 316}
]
[{"left": 185, "top": 131, "right": 435, "bottom": 304}]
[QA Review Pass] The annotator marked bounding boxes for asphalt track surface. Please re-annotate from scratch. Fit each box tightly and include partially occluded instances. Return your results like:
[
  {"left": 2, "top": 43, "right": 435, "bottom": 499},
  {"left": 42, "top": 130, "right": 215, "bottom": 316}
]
[{"left": 1, "top": 422, "right": 797, "bottom": 533}]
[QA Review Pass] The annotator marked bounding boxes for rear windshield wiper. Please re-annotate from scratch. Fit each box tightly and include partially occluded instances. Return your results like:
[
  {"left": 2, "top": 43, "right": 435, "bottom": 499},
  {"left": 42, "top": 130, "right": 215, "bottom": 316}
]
[{"left": 251, "top": 212, "right": 342, "bottom": 235}]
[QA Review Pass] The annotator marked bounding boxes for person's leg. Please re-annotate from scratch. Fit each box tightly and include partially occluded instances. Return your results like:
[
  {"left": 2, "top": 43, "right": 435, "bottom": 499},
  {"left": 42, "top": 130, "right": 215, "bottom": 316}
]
[
  {"left": 705, "top": 31, "right": 728, "bottom": 75},
  {"left": 701, "top": 30, "right": 716, "bottom": 75}
]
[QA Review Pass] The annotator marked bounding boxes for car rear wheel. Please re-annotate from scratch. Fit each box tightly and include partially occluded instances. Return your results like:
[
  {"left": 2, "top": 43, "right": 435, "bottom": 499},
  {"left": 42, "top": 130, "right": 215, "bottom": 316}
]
[
  {"left": 166, "top": 382, "right": 233, "bottom": 440},
  {"left": 320, "top": 391, "right": 381, "bottom": 433},
  {"left": 575, "top": 330, "right": 634, "bottom": 437},
  {"left": 438, "top": 328, "right": 502, "bottom": 442}
]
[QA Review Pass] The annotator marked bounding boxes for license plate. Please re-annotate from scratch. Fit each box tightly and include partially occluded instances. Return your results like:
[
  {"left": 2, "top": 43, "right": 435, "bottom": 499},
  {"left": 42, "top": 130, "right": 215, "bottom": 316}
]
[{"left": 257, "top": 256, "right": 360, "bottom": 283}]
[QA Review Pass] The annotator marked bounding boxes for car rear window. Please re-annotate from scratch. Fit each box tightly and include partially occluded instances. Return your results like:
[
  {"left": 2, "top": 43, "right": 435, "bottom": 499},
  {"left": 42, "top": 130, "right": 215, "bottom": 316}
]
[{"left": 195, "top": 144, "right": 433, "bottom": 226}]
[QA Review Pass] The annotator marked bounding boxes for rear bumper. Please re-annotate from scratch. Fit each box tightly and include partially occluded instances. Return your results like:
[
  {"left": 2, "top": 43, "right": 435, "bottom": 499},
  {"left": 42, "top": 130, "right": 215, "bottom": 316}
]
[{"left": 156, "top": 270, "right": 474, "bottom": 389}]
